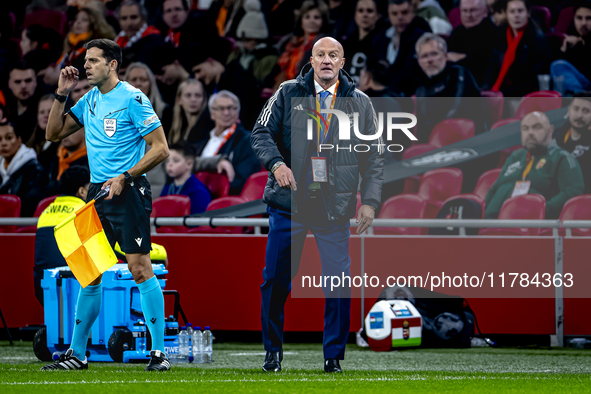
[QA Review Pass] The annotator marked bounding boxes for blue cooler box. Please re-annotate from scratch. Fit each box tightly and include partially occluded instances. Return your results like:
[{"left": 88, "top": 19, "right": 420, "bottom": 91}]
[{"left": 40, "top": 264, "right": 172, "bottom": 362}]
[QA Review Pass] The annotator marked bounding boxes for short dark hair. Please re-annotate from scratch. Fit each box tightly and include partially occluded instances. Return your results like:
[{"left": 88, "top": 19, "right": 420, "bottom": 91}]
[
  {"left": 0, "top": 122, "right": 20, "bottom": 139},
  {"left": 9, "top": 60, "right": 35, "bottom": 76},
  {"left": 569, "top": 91, "right": 591, "bottom": 105},
  {"left": 363, "top": 57, "right": 391, "bottom": 86},
  {"left": 169, "top": 142, "right": 196, "bottom": 161},
  {"left": 59, "top": 165, "right": 91, "bottom": 196},
  {"left": 575, "top": 0, "right": 591, "bottom": 14},
  {"left": 117, "top": 0, "right": 148, "bottom": 21},
  {"left": 388, "top": 0, "right": 412, "bottom": 6},
  {"left": 506, "top": 0, "right": 529, "bottom": 11},
  {"left": 85, "top": 39, "right": 123, "bottom": 73}
]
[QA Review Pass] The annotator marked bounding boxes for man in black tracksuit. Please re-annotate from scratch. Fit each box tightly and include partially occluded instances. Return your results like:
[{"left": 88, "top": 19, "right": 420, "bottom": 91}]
[{"left": 251, "top": 37, "right": 384, "bottom": 373}]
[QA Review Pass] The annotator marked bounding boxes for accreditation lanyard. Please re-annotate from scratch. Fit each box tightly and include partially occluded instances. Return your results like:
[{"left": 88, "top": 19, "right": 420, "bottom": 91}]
[
  {"left": 564, "top": 129, "right": 571, "bottom": 144},
  {"left": 213, "top": 123, "right": 237, "bottom": 155},
  {"left": 314, "top": 81, "right": 339, "bottom": 155},
  {"left": 522, "top": 153, "right": 534, "bottom": 181},
  {"left": 512, "top": 153, "right": 534, "bottom": 197}
]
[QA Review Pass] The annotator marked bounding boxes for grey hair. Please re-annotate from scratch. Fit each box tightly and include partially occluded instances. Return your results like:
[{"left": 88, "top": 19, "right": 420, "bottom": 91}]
[
  {"left": 415, "top": 32, "right": 447, "bottom": 55},
  {"left": 116, "top": 0, "right": 148, "bottom": 21},
  {"left": 208, "top": 90, "right": 241, "bottom": 114}
]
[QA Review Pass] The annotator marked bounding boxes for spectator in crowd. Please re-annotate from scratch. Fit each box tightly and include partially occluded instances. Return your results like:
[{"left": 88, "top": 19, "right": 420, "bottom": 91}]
[
  {"left": 554, "top": 93, "right": 591, "bottom": 193},
  {"left": 485, "top": 111, "right": 584, "bottom": 219},
  {"left": 6, "top": 61, "right": 46, "bottom": 143},
  {"left": 20, "top": 25, "right": 62, "bottom": 60},
  {"left": 343, "top": 0, "right": 383, "bottom": 84},
  {"left": 276, "top": 0, "right": 331, "bottom": 84},
  {"left": 0, "top": 10, "right": 19, "bottom": 88},
  {"left": 161, "top": 142, "right": 235, "bottom": 214},
  {"left": 490, "top": 0, "right": 507, "bottom": 26},
  {"left": 219, "top": 0, "right": 280, "bottom": 129},
  {"left": 194, "top": 90, "right": 260, "bottom": 194},
  {"left": 0, "top": 122, "right": 42, "bottom": 216},
  {"left": 44, "top": 129, "right": 88, "bottom": 197},
  {"left": 115, "top": 0, "right": 161, "bottom": 49},
  {"left": 414, "top": 33, "right": 480, "bottom": 139},
  {"left": 124, "top": 62, "right": 167, "bottom": 119},
  {"left": 485, "top": 0, "right": 550, "bottom": 97},
  {"left": 25, "top": 94, "right": 59, "bottom": 170},
  {"left": 162, "top": 79, "right": 214, "bottom": 145},
  {"left": 550, "top": 1, "right": 591, "bottom": 95},
  {"left": 267, "top": 0, "right": 300, "bottom": 37},
  {"left": 373, "top": 0, "right": 431, "bottom": 96},
  {"left": 207, "top": 0, "right": 247, "bottom": 38},
  {"left": 69, "top": 73, "right": 92, "bottom": 103},
  {"left": 158, "top": 0, "right": 231, "bottom": 97},
  {"left": 412, "top": 0, "right": 453, "bottom": 34},
  {"left": 329, "top": 0, "right": 357, "bottom": 40},
  {"left": 447, "top": 0, "right": 497, "bottom": 86}
]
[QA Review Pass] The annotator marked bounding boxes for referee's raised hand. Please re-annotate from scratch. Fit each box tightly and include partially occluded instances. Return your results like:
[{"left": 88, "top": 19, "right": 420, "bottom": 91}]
[{"left": 57, "top": 66, "right": 79, "bottom": 96}]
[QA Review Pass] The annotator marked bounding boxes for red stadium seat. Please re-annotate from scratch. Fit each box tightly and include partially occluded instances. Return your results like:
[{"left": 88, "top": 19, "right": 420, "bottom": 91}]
[
  {"left": 428, "top": 119, "right": 475, "bottom": 148},
  {"left": 448, "top": 7, "right": 461, "bottom": 28},
  {"left": 541, "top": 195, "right": 591, "bottom": 236},
  {"left": 531, "top": 5, "right": 551, "bottom": 32},
  {"left": 375, "top": 194, "right": 427, "bottom": 235},
  {"left": 16, "top": 195, "right": 60, "bottom": 233},
  {"left": 479, "top": 194, "right": 546, "bottom": 236},
  {"left": 188, "top": 196, "right": 248, "bottom": 234},
  {"left": 417, "top": 168, "right": 463, "bottom": 218},
  {"left": 401, "top": 144, "right": 438, "bottom": 193},
  {"left": 195, "top": 172, "right": 230, "bottom": 199},
  {"left": 473, "top": 168, "right": 501, "bottom": 200},
  {"left": 491, "top": 119, "right": 522, "bottom": 167},
  {"left": 515, "top": 91, "right": 562, "bottom": 119},
  {"left": 239, "top": 171, "right": 268, "bottom": 201},
  {"left": 481, "top": 90, "right": 504, "bottom": 125},
  {"left": 554, "top": 6, "right": 574, "bottom": 33},
  {"left": 0, "top": 195, "right": 21, "bottom": 233},
  {"left": 151, "top": 195, "right": 191, "bottom": 233}
]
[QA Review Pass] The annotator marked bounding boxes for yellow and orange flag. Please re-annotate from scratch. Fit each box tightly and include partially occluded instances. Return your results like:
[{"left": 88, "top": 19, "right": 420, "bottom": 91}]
[{"left": 54, "top": 199, "right": 117, "bottom": 288}]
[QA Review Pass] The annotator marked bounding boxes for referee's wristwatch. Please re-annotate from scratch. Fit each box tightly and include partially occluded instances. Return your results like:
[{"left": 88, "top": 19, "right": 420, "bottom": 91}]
[
  {"left": 54, "top": 90, "right": 68, "bottom": 103},
  {"left": 123, "top": 171, "right": 134, "bottom": 185}
]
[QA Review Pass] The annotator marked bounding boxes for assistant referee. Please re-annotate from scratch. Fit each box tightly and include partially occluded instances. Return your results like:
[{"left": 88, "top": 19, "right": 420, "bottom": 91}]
[{"left": 42, "top": 39, "right": 171, "bottom": 371}]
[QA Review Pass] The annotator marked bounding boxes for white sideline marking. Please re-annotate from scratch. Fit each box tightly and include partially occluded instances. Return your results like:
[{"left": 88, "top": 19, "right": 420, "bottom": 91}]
[{"left": 0, "top": 376, "right": 570, "bottom": 385}]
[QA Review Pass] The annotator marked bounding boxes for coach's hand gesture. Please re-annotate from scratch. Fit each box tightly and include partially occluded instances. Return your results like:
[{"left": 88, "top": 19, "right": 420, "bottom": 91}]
[
  {"left": 274, "top": 164, "right": 297, "bottom": 190},
  {"left": 57, "top": 66, "right": 79, "bottom": 96}
]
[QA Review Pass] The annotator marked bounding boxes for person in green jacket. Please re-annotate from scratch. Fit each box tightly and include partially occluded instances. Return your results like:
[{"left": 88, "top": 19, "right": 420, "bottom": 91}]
[{"left": 485, "top": 111, "right": 585, "bottom": 219}]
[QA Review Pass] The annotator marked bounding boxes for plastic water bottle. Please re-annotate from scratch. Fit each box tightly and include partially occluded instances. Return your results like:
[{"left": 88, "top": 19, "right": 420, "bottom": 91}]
[
  {"left": 178, "top": 327, "right": 190, "bottom": 362},
  {"left": 186, "top": 323, "right": 194, "bottom": 361},
  {"left": 192, "top": 326, "right": 203, "bottom": 364},
  {"left": 203, "top": 326, "right": 213, "bottom": 363}
]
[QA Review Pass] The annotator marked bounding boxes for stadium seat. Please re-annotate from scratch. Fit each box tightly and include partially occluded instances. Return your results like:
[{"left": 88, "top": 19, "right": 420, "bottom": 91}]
[
  {"left": 401, "top": 143, "right": 438, "bottom": 193},
  {"left": 151, "top": 195, "right": 191, "bottom": 233},
  {"left": 195, "top": 172, "right": 230, "bottom": 199},
  {"left": 531, "top": 5, "right": 551, "bottom": 32},
  {"left": 23, "top": 9, "right": 67, "bottom": 37},
  {"left": 187, "top": 196, "right": 248, "bottom": 234},
  {"left": 554, "top": 6, "right": 574, "bottom": 33},
  {"left": 16, "top": 195, "right": 59, "bottom": 233},
  {"left": 541, "top": 195, "right": 591, "bottom": 236},
  {"left": 514, "top": 91, "right": 562, "bottom": 119},
  {"left": 479, "top": 194, "right": 546, "bottom": 236},
  {"left": 417, "top": 168, "right": 463, "bottom": 218},
  {"left": 448, "top": 7, "right": 461, "bottom": 28},
  {"left": 428, "top": 119, "right": 475, "bottom": 148},
  {"left": 0, "top": 195, "right": 21, "bottom": 233},
  {"left": 481, "top": 90, "right": 504, "bottom": 125},
  {"left": 473, "top": 168, "right": 501, "bottom": 200},
  {"left": 491, "top": 119, "right": 522, "bottom": 167},
  {"left": 239, "top": 171, "right": 268, "bottom": 201},
  {"left": 374, "top": 194, "right": 427, "bottom": 235}
]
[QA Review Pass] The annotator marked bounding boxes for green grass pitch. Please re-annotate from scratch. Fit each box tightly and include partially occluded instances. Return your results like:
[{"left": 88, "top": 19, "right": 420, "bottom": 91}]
[{"left": 1, "top": 341, "right": 590, "bottom": 393}]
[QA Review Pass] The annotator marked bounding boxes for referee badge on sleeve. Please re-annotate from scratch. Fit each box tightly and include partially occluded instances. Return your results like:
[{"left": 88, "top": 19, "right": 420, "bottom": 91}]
[{"left": 103, "top": 119, "right": 117, "bottom": 137}]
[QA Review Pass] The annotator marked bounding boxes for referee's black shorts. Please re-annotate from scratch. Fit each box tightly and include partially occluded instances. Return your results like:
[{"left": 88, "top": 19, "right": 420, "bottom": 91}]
[{"left": 87, "top": 176, "right": 152, "bottom": 255}]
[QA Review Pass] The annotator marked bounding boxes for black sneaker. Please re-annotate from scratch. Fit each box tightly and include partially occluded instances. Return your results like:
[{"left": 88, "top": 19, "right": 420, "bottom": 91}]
[
  {"left": 41, "top": 349, "right": 88, "bottom": 371},
  {"left": 145, "top": 350, "right": 171, "bottom": 371}
]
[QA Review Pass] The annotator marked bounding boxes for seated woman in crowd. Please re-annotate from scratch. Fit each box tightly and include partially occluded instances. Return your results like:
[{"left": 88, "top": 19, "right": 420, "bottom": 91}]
[
  {"left": 124, "top": 62, "right": 168, "bottom": 119},
  {"left": 275, "top": 0, "right": 331, "bottom": 86},
  {"left": 485, "top": 0, "right": 550, "bottom": 97},
  {"left": 161, "top": 79, "right": 214, "bottom": 146},
  {"left": 25, "top": 94, "right": 59, "bottom": 170}
]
